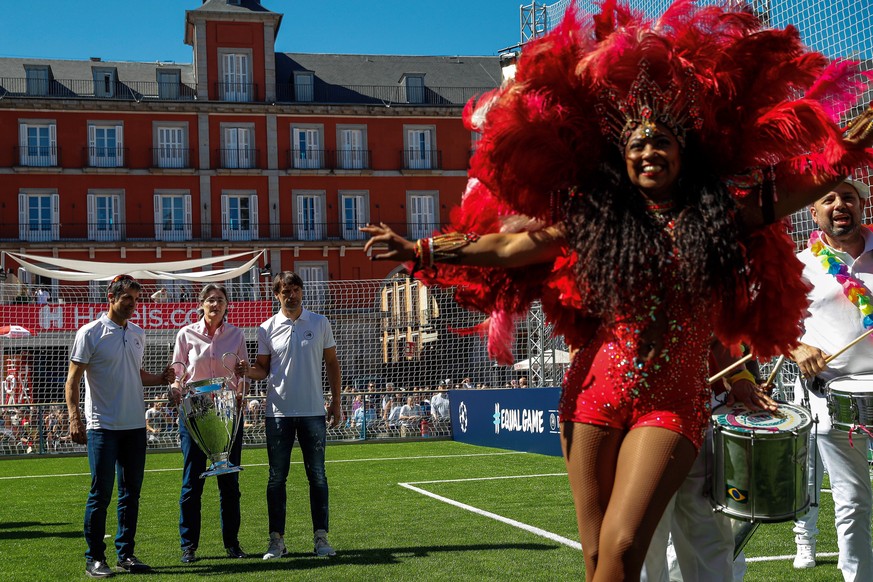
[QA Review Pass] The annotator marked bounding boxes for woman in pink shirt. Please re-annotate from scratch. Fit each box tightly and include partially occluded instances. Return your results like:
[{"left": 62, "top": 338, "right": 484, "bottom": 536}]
[{"left": 169, "top": 284, "right": 249, "bottom": 563}]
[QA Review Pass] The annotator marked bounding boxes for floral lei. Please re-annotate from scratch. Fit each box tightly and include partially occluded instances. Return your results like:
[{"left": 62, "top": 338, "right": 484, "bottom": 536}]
[{"left": 809, "top": 230, "right": 873, "bottom": 328}]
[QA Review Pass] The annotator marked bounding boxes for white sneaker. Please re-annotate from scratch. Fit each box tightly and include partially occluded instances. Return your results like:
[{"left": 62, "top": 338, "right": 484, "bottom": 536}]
[
  {"left": 793, "top": 542, "right": 815, "bottom": 569},
  {"left": 314, "top": 529, "right": 336, "bottom": 557},
  {"left": 263, "top": 532, "right": 288, "bottom": 560}
]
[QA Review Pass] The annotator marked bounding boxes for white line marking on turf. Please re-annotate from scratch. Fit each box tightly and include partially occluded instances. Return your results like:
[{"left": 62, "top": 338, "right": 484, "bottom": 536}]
[
  {"left": 399, "top": 478, "right": 581, "bottom": 550},
  {"left": 0, "top": 450, "right": 527, "bottom": 480},
  {"left": 746, "top": 551, "right": 839, "bottom": 563}
]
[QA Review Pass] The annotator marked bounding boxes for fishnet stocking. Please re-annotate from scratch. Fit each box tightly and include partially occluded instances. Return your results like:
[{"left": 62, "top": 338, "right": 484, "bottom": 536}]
[{"left": 562, "top": 422, "right": 697, "bottom": 582}]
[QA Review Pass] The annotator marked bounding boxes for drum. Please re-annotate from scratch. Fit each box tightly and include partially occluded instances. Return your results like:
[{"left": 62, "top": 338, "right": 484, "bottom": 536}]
[
  {"left": 710, "top": 402, "right": 811, "bottom": 522},
  {"left": 825, "top": 373, "right": 873, "bottom": 431}
]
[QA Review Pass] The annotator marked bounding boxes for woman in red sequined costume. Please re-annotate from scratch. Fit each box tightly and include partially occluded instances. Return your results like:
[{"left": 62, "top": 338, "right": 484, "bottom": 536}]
[{"left": 362, "top": 2, "right": 873, "bottom": 579}]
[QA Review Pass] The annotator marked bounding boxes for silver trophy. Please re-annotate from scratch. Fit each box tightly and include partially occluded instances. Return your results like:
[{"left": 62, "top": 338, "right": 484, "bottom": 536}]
[{"left": 171, "top": 352, "right": 246, "bottom": 478}]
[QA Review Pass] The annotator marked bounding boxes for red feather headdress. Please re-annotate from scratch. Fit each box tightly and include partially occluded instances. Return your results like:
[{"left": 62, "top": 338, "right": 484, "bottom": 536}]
[{"left": 421, "top": 0, "right": 873, "bottom": 364}]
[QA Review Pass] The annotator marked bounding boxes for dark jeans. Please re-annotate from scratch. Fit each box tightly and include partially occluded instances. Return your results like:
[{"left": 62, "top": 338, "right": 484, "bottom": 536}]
[
  {"left": 265, "top": 416, "right": 329, "bottom": 535},
  {"left": 84, "top": 428, "right": 146, "bottom": 563},
  {"left": 178, "top": 418, "right": 243, "bottom": 550}
]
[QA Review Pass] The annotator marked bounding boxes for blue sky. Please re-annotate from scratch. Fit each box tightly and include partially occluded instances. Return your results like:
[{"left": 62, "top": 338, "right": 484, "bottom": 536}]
[{"left": 0, "top": 1, "right": 525, "bottom": 62}]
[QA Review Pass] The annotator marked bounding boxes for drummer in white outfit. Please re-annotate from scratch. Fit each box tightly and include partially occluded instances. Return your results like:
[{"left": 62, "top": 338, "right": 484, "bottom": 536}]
[{"left": 790, "top": 178, "right": 873, "bottom": 581}]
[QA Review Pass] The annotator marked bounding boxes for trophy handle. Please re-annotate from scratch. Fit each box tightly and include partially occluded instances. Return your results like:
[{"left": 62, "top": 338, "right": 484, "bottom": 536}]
[
  {"left": 169, "top": 361, "right": 189, "bottom": 397},
  {"left": 220, "top": 351, "right": 247, "bottom": 454}
]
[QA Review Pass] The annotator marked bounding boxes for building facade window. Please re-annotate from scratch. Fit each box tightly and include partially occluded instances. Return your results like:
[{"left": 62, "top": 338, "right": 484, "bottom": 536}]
[
  {"left": 88, "top": 123, "right": 124, "bottom": 167},
  {"left": 154, "top": 124, "right": 188, "bottom": 168},
  {"left": 157, "top": 69, "right": 181, "bottom": 99},
  {"left": 92, "top": 67, "right": 117, "bottom": 98},
  {"left": 337, "top": 126, "right": 366, "bottom": 169},
  {"left": 153, "top": 192, "right": 192, "bottom": 241},
  {"left": 404, "top": 126, "right": 436, "bottom": 169},
  {"left": 294, "top": 191, "right": 326, "bottom": 240},
  {"left": 295, "top": 262, "right": 328, "bottom": 308},
  {"left": 87, "top": 191, "right": 122, "bottom": 241},
  {"left": 294, "top": 71, "right": 314, "bottom": 102},
  {"left": 403, "top": 74, "right": 425, "bottom": 104},
  {"left": 291, "top": 126, "right": 323, "bottom": 169},
  {"left": 221, "top": 192, "right": 258, "bottom": 241},
  {"left": 24, "top": 65, "right": 50, "bottom": 96},
  {"left": 222, "top": 126, "right": 254, "bottom": 169},
  {"left": 18, "top": 121, "right": 57, "bottom": 166},
  {"left": 340, "top": 191, "right": 368, "bottom": 240},
  {"left": 220, "top": 52, "right": 251, "bottom": 102},
  {"left": 18, "top": 191, "right": 59, "bottom": 242},
  {"left": 407, "top": 191, "right": 438, "bottom": 240}
]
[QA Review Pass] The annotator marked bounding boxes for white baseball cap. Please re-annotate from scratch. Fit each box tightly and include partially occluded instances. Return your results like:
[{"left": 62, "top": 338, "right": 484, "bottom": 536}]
[{"left": 845, "top": 178, "right": 870, "bottom": 200}]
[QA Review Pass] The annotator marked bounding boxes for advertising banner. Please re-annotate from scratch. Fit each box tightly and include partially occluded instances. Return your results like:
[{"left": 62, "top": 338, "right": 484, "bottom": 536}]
[
  {"left": 450, "top": 387, "right": 562, "bottom": 457},
  {"left": 0, "top": 301, "right": 274, "bottom": 332}
]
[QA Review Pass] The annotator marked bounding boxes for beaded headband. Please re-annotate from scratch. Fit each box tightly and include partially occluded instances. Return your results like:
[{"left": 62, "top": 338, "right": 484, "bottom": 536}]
[{"left": 595, "top": 62, "right": 702, "bottom": 148}]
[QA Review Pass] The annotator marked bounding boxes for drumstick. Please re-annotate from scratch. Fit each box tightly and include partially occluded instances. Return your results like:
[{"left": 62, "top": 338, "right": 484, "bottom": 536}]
[
  {"left": 823, "top": 328, "right": 873, "bottom": 364},
  {"left": 763, "top": 355, "right": 786, "bottom": 389},
  {"left": 707, "top": 353, "right": 754, "bottom": 385}
]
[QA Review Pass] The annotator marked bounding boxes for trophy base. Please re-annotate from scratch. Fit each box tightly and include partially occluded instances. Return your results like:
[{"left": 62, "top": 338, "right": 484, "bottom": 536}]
[{"left": 200, "top": 461, "right": 244, "bottom": 479}]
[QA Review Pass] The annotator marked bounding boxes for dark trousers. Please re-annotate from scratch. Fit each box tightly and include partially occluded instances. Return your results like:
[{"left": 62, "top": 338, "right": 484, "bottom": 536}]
[
  {"left": 84, "top": 428, "right": 146, "bottom": 562},
  {"left": 265, "top": 416, "right": 329, "bottom": 535},
  {"left": 178, "top": 418, "right": 243, "bottom": 550}
]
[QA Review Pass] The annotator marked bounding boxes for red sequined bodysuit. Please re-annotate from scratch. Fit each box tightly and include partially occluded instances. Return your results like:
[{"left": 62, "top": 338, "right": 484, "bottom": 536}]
[{"left": 558, "top": 295, "right": 713, "bottom": 450}]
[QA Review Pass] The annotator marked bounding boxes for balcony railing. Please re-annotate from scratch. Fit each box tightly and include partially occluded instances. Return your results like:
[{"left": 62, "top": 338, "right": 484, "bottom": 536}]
[
  {"left": 14, "top": 145, "right": 60, "bottom": 167},
  {"left": 288, "top": 148, "right": 327, "bottom": 170},
  {"left": 1, "top": 76, "right": 496, "bottom": 106},
  {"left": 335, "top": 149, "right": 370, "bottom": 170},
  {"left": 401, "top": 149, "right": 442, "bottom": 170},
  {"left": 83, "top": 146, "right": 127, "bottom": 168},
  {"left": 0, "top": 77, "right": 196, "bottom": 101},
  {"left": 2, "top": 221, "right": 440, "bottom": 243},
  {"left": 215, "top": 82, "right": 258, "bottom": 102},
  {"left": 150, "top": 147, "right": 192, "bottom": 169},
  {"left": 218, "top": 148, "right": 260, "bottom": 169}
]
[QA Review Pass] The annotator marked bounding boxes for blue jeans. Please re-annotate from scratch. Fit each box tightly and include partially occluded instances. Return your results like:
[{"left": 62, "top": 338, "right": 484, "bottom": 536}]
[
  {"left": 178, "top": 418, "right": 243, "bottom": 550},
  {"left": 265, "top": 416, "right": 329, "bottom": 535},
  {"left": 84, "top": 428, "right": 146, "bottom": 563}
]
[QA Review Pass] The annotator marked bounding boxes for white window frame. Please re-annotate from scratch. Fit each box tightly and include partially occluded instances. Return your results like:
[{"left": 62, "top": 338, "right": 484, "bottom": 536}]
[
  {"left": 294, "top": 71, "right": 314, "bottom": 102},
  {"left": 153, "top": 191, "right": 192, "bottom": 242},
  {"left": 18, "top": 190, "right": 59, "bottom": 242},
  {"left": 407, "top": 191, "right": 439, "bottom": 240},
  {"left": 221, "top": 125, "right": 255, "bottom": 169},
  {"left": 87, "top": 190, "right": 123, "bottom": 242},
  {"left": 154, "top": 123, "right": 188, "bottom": 168},
  {"left": 88, "top": 123, "right": 124, "bottom": 167},
  {"left": 336, "top": 125, "right": 366, "bottom": 169},
  {"left": 291, "top": 125, "right": 323, "bottom": 169},
  {"left": 404, "top": 126, "right": 435, "bottom": 170},
  {"left": 293, "top": 190, "right": 326, "bottom": 241},
  {"left": 219, "top": 51, "right": 252, "bottom": 102},
  {"left": 19, "top": 120, "right": 57, "bottom": 166},
  {"left": 295, "top": 262, "right": 328, "bottom": 308},
  {"left": 339, "top": 190, "right": 368, "bottom": 240},
  {"left": 220, "top": 192, "right": 259, "bottom": 241}
]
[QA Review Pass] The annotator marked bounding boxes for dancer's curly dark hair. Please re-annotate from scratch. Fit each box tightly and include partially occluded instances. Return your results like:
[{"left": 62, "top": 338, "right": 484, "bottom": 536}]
[{"left": 563, "top": 138, "right": 748, "bottom": 321}]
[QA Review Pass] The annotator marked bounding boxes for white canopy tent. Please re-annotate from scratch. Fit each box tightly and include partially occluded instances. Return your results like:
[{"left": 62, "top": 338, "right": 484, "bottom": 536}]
[
  {"left": 2, "top": 250, "right": 265, "bottom": 282},
  {"left": 513, "top": 349, "right": 571, "bottom": 371}
]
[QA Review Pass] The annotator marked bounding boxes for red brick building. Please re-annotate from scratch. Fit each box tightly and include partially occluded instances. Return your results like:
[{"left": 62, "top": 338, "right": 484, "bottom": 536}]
[{"left": 0, "top": 0, "right": 501, "bottom": 299}]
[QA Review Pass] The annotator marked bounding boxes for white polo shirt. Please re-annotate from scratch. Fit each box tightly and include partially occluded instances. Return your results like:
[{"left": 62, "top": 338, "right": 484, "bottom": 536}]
[
  {"left": 797, "top": 228, "right": 873, "bottom": 381},
  {"left": 258, "top": 308, "right": 336, "bottom": 417},
  {"left": 70, "top": 313, "right": 147, "bottom": 430}
]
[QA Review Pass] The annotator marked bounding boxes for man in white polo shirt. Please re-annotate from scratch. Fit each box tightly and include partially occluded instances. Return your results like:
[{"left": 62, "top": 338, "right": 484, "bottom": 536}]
[
  {"left": 245, "top": 271, "right": 342, "bottom": 560},
  {"left": 790, "top": 178, "right": 873, "bottom": 580},
  {"left": 64, "top": 274, "right": 175, "bottom": 579}
]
